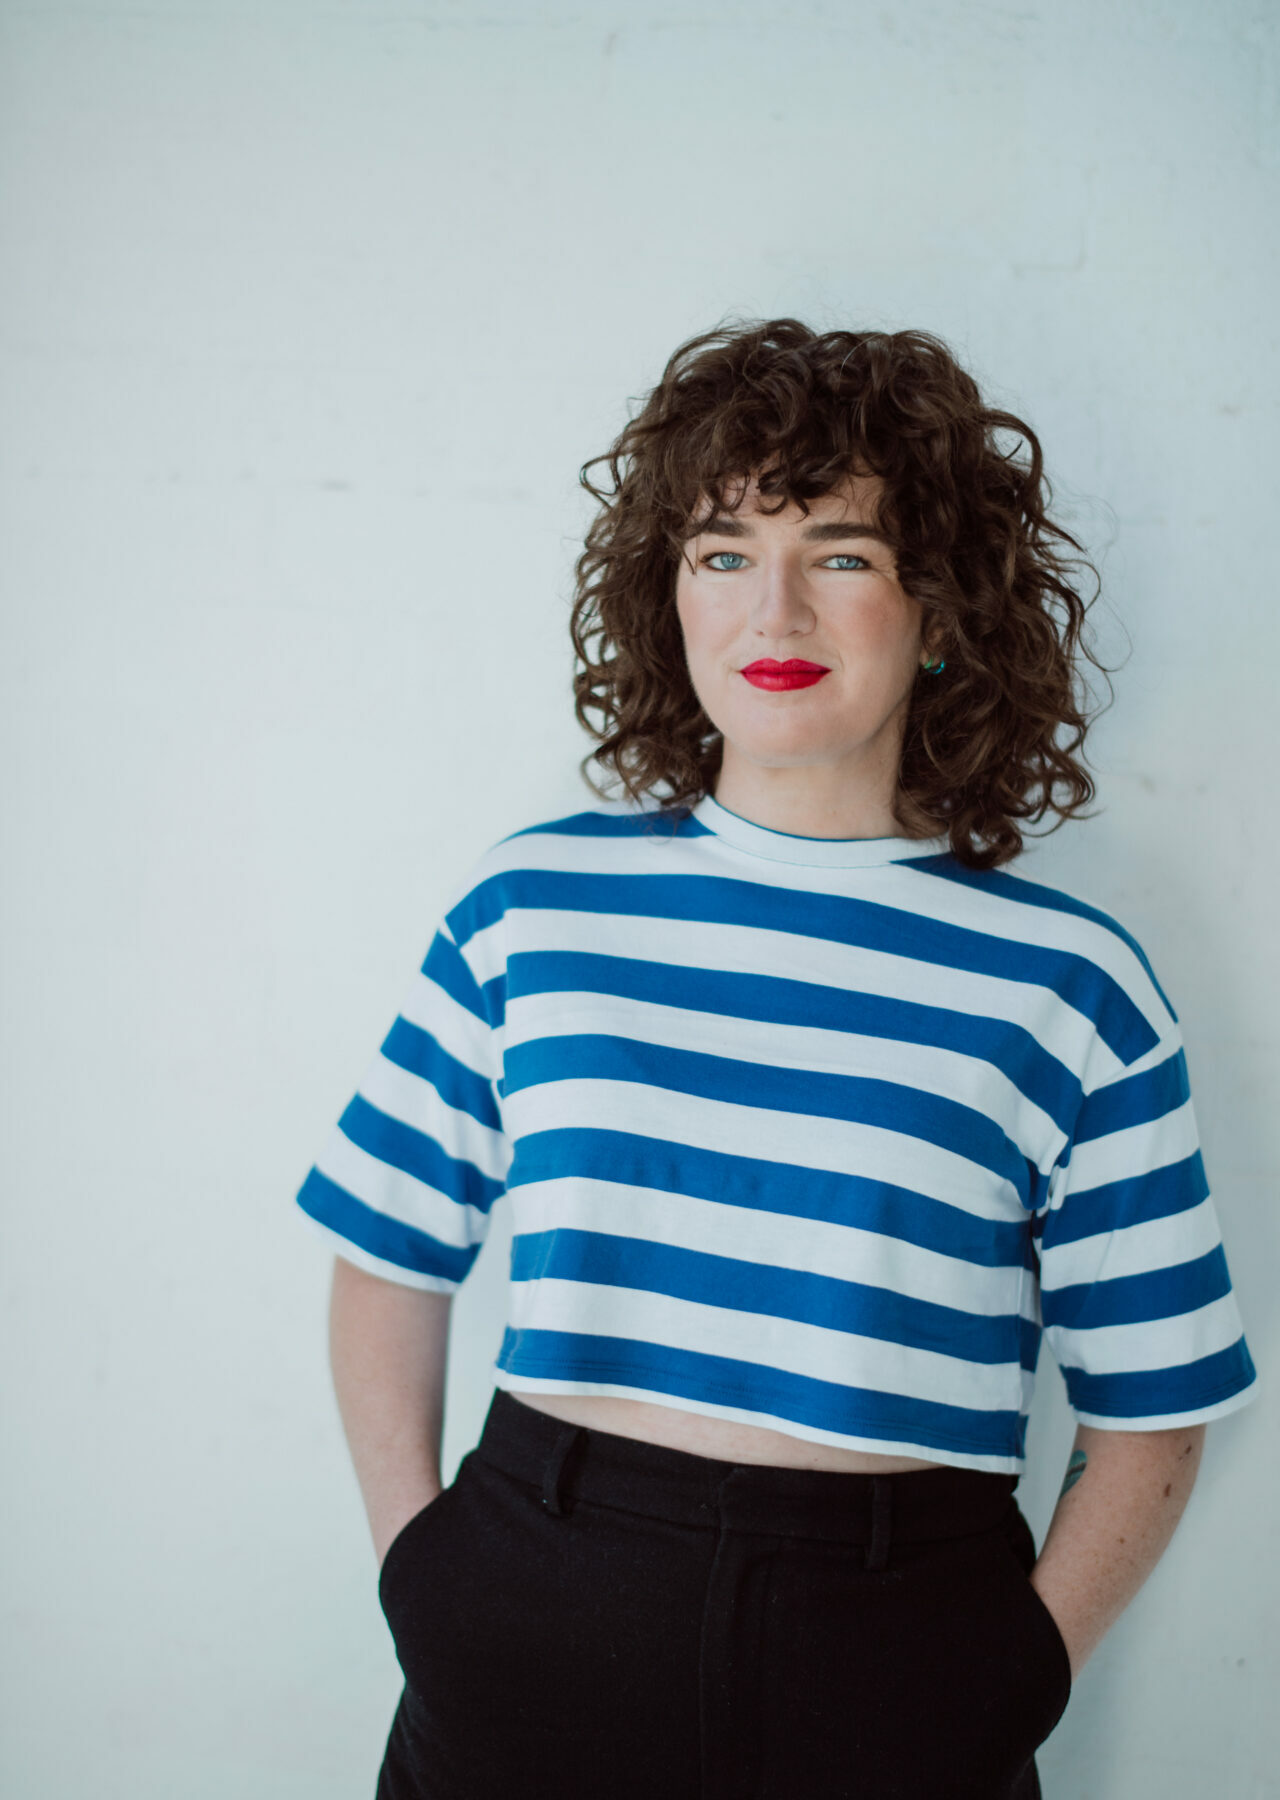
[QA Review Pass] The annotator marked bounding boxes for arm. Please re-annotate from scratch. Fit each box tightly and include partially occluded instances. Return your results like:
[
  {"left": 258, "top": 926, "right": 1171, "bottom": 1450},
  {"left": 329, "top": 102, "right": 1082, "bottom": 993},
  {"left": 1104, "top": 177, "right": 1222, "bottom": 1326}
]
[
  {"left": 1029, "top": 1421, "right": 1207, "bottom": 1683},
  {"left": 328, "top": 1253, "right": 454, "bottom": 1569}
]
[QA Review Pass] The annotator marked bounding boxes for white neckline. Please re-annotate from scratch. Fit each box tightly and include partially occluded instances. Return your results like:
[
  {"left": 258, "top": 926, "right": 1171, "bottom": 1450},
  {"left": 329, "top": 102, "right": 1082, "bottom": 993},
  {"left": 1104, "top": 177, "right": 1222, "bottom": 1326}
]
[{"left": 689, "top": 792, "right": 951, "bottom": 868}]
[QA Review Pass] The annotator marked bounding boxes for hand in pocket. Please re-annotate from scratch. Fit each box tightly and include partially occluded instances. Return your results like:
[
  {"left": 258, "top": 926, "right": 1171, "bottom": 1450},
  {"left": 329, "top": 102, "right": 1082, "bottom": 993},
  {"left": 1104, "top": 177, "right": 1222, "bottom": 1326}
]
[{"left": 377, "top": 1486, "right": 448, "bottom": 1594}]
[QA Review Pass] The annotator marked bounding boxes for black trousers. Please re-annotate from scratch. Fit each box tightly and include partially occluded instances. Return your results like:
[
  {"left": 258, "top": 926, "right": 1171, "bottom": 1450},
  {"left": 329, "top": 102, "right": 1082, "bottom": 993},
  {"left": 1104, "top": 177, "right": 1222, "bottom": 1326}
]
[{"left": 375, "top": 1389, "right": 1072, "bottom": 1799}]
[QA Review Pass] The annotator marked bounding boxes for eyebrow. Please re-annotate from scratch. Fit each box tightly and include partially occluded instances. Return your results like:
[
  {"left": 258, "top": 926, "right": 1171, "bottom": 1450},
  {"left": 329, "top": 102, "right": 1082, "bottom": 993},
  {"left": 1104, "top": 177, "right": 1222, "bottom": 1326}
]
[{"left": 692, "top": 514, "right": 896, "bottom": 546}]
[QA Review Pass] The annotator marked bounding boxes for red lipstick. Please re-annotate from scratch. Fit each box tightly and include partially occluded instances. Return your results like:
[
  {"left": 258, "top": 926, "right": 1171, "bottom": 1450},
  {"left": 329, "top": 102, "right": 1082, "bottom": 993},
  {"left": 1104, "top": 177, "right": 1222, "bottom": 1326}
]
[{"left": 740, "top": 659, "right": 831, "bottom": 691}]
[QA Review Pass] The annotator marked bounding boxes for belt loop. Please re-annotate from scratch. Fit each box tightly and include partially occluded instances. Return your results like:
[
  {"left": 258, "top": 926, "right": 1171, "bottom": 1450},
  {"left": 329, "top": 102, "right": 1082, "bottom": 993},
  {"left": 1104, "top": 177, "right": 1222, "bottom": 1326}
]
[
  {"left": 865, "top": 1476, "right": 893, "bottom": 1571},
  {"left": 541, "top": 1421, "right": 584, "bottom": 1516}
]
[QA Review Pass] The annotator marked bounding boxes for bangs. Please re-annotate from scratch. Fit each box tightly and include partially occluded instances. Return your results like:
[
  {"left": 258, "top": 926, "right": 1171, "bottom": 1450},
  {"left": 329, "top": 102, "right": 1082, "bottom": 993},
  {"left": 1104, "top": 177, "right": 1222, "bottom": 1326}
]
[{"left": 672, "top": 452, "right": 887, "bottom": 544}]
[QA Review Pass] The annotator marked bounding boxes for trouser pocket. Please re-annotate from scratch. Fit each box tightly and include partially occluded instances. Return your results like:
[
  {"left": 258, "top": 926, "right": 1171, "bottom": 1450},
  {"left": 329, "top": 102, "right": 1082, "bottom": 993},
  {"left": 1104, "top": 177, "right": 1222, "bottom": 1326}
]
[
  {"left": 993, "top": 1504, "right": 1073, "bottom": 1733},
  {"left": 374, "top": 1453, "right": 711, "bottom": 1800},
  {"left": 377, "top": 1482, "right": 459, "bottom": 1615},
  {"left": 741, "top": 1511, "right": 1071, "bottom": 1798},
  {"left": 376, "top": 1451, "right": 480, "bottom": 1692}
]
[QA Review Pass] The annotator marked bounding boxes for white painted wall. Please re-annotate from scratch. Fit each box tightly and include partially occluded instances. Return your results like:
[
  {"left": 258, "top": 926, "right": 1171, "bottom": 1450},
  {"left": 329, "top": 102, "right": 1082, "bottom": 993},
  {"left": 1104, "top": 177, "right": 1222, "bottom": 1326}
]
[{"left": 1, "top": 2, "right": 1274, "bottom": 1794}]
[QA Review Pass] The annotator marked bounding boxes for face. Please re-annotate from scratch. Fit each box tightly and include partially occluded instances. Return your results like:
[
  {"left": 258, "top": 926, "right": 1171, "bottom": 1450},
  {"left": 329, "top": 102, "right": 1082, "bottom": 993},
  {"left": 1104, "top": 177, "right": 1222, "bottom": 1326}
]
[{"left": 674, "top": 471, "right": 933, "bottom": 816}]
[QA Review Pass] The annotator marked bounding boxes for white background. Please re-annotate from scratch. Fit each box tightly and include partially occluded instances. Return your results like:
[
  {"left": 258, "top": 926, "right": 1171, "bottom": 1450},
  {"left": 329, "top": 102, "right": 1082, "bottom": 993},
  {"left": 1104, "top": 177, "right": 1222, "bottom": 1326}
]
[{"left": 1, "top": 1, "right": 1275, "bottom": 1794}]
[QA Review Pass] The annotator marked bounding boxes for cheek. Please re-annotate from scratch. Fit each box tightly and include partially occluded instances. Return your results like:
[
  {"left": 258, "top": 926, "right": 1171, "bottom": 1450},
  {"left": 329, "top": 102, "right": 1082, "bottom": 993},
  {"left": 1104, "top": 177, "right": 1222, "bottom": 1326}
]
[
  {"left": 846, "top": 592, "right": 920, "bottom": 660},
  {"left": 675, "top": 579, "right": 723, "bottom": 654},
  {"left": 673, "top": 571, "right": 692, "bottom": 634}
]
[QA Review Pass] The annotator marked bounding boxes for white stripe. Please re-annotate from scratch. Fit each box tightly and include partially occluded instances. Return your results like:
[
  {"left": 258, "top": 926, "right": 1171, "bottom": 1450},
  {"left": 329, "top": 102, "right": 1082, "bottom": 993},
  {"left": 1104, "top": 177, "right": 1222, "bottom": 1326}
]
[
  {"left": 490, "top": 904, "right": 1106, "bottom": 1082},
  {"left": 396, "top": 957, "right": 495, "bottom": 1069},
  {"left": 510, "top": 1179, "right": 1028, "bottom": 1315},
  {"left": 1054, "top": 1098, "right": 1200, "bottom": 1201},
  {"left": 504, "top": 1076, "right": 1025, "bottom": 1220},
  {"left": 317, "top": 1122, "right": 494, "bottom": 1248},
  {"left": 1046, "top": 1290, "right": 1247, "bottom": 1374},
  {"left": 507, "top": 988, "right": 1065, "bottom": 1163},
  {"left": 1041, "top": 1195, "right": 1224, "bottom": 1290},
  {"left": 358, "top": 1052, "right": 509, "bottom": 1181}
]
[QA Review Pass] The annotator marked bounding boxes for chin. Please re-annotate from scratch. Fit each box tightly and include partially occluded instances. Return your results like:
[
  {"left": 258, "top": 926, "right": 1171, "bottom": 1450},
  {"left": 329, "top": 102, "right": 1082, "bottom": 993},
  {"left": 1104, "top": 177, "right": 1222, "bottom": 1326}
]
[
  {"left": 728, "top": 740, "right": 846, "bottom": 770},
  {"left": 725, "top": 706, "right": 855, "bottom": 747}
]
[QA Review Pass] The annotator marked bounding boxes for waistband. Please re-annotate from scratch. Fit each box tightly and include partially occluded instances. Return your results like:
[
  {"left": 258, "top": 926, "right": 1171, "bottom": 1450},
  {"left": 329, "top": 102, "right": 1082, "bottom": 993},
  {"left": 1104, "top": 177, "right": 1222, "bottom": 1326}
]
[{"left": 473, "top": 1389, "right": 1019, "bottom": 1562}]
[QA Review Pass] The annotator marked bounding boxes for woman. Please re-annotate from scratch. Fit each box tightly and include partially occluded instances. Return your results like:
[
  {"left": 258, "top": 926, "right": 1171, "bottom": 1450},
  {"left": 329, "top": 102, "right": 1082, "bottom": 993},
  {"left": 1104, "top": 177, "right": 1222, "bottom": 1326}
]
[{"left": 296, "top": 318, "right": 1258, "bottom": 1799}]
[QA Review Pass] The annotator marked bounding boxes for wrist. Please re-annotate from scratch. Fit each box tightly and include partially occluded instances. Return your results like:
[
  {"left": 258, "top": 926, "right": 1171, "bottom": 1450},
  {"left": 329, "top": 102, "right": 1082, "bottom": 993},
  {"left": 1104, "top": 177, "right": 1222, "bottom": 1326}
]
[{"left": 373, "top": 1476, "right": 444, "bottom": 1570}]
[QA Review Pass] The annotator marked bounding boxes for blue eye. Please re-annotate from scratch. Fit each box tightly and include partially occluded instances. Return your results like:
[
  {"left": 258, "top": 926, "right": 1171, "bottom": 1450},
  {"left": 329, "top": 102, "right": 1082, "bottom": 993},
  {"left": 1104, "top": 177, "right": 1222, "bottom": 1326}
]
[
  {"left": 824, "top": 554, "right": 869, "bottom": 571},
  {"left": 704, "top": 552, "right": 747, "bottom": 571}
]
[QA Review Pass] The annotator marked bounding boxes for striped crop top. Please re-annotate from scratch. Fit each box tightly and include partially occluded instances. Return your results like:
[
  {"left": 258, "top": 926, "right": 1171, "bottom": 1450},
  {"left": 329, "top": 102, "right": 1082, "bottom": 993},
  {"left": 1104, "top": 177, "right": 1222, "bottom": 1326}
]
[{"left": 295, "top": 792, "right": 1259, "bottom": 1474}]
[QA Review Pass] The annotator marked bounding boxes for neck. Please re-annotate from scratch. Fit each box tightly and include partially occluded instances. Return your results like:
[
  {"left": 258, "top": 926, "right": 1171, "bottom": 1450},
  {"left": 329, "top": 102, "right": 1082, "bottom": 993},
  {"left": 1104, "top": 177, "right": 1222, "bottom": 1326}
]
[{"left": 712, "top": 758, "right": 905, "bottom": 842}]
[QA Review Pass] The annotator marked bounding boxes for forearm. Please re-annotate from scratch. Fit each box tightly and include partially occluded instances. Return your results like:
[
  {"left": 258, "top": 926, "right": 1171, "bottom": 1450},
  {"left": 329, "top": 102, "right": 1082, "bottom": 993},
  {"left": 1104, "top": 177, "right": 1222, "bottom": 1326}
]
[
  {"left": 328, "top": 1254, "right": 454, "bottom": 1568},
  {"left": 1029, "top": 1421, "right": 1206, "bottom": 1682}
]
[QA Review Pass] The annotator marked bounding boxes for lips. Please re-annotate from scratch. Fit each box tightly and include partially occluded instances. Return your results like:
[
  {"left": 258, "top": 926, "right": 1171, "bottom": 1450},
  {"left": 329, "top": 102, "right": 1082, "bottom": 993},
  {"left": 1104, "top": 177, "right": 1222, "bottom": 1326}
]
[
  {"left": 742, "top": 660, "right": 829, "bottom": 673},
  {"left": 741, "top": 658, "right": 831, "bottom": 691}
]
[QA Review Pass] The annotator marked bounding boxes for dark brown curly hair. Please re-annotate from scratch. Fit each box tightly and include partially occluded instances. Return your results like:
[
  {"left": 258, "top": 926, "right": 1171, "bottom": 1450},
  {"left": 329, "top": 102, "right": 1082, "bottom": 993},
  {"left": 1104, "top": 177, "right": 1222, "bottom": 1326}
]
[{"left": 569, "top": 316, "right": 1117, "bottom": 870}]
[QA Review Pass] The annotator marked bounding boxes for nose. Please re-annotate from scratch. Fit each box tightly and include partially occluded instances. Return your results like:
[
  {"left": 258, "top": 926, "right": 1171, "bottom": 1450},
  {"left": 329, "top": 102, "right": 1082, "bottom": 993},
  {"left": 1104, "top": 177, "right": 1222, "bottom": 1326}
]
[{"left": 753, "top": 553, "right": 813, "bottom": 630}]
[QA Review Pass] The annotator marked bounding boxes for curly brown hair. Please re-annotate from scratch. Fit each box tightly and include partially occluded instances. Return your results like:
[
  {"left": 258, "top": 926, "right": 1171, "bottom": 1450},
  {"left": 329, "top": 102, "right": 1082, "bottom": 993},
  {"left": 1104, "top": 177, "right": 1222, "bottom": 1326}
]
[{"left": 569, "top": 316, "right": 1117, "bottom": 870}]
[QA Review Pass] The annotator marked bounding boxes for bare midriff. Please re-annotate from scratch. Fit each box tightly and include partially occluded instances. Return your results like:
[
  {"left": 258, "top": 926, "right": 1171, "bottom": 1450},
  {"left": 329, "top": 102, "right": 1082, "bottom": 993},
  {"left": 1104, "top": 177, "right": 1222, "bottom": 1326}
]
[{"left": 504, "top": 1389, "right": 949, "bottom": 1473}]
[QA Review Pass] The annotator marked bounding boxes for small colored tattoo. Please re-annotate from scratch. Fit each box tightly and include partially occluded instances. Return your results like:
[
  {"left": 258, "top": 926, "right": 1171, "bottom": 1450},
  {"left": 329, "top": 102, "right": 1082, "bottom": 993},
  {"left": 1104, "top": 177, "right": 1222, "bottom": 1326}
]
[{"left": 1061, "top": 1449, "right": 1088, "bottom": 1497}]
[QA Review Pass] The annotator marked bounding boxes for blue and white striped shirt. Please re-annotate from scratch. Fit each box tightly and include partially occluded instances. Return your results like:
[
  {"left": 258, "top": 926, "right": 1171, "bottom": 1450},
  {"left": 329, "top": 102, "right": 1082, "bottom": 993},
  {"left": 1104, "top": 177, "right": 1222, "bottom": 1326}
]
[{"left": 296, "top": 792, "right": 1259, "bottom": 1473}]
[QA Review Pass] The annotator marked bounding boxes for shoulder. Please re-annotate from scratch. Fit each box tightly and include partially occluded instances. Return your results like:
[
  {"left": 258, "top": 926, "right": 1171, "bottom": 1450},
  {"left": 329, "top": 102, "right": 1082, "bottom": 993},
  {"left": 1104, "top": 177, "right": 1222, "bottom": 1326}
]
[
  {"left": 905, "top": 849, "right": 1154, "bottom": 960},
  {"left": 900, "top": 849, "right": 1180, "bottom": 1059},
  {"left": 479, "top": 797, "right": 676, "bottom": 875},
  {"left": 437, "top": 799, "right": 672, "bottom": 940},
  {"left": 494, "top": 798, "right": 687, "bottom": 856}
]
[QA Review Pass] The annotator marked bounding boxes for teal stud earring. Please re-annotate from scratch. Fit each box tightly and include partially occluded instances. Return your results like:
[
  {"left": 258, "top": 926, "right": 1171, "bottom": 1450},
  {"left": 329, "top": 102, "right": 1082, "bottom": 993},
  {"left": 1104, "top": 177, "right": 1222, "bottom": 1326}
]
[{"left": 922, "top": 655, "right": 946, "bottom": 674}]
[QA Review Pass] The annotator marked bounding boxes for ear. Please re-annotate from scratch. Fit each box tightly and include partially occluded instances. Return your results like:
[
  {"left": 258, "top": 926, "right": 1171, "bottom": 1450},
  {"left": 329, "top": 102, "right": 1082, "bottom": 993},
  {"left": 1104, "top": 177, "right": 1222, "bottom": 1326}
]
[{"left": 919, "top": 622, "right": 945, "bottom": 664}]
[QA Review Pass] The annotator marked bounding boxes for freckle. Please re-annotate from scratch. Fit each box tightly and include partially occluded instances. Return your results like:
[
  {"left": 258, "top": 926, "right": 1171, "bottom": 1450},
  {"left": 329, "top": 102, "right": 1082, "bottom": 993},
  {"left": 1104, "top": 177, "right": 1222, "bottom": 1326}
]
[{"left": 1164, "top": 1483, "right": 1172, "bottom": 1496}]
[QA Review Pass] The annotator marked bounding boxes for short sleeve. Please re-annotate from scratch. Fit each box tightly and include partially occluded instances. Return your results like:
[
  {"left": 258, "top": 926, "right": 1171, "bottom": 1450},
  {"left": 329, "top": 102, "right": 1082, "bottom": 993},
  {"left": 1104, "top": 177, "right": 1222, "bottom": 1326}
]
[
  {"left": 1036, "top": 1022, "right": 1259, "bottom": 1430},
  {"left": 294, "top": 914, "right": 509, "bottom": 1292}
]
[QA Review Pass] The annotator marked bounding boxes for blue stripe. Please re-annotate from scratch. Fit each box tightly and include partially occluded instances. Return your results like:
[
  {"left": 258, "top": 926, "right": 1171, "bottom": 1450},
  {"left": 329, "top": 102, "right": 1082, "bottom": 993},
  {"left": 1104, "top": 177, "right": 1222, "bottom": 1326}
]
[
  {"left": 1072, "top": 1049, "right": 1191, "bottom": 1144},
  {"left": 506, "top": 948, "right": 1082, "bottom": 1133},
  {"left": 503, "top": 805, "right": 699, "bottom": 844},
  {"left": 1063, "top": 1339, "right": 1258, "bottom": 1419},
  {"left": 1037, "top": 1151, "right": 1210, "bottom": 1249},
  {"left": 495, "top": 1326, "right": 1027, "bottom": 1459},
  {"left": 381, "top": 1016, "right": 501, "bottom": 1130},
  {"left": 1043, "top": 1243, "right": 1236, "bottom": 1329},
  {"left": 338, "top": 1092, "right": 505, "bottom": 1212},
  {"left": 297, "top": 1168, "right": 480, "bottom": 1283},
  {"left": 506, "top": 1127, "right": 1032, "bottom": 1266},
  {"left": 422, "top": 928, "right": 490, "bottom": 1027},
  {"left": 905, "top": 854, "right": 1176, "bottom": 1020},
  {"left": 447, "top": 869, "right": 1160, "bottom": 1066},
  {"left": 510, "top": 1227, "right": 1022, "bottom": 1366},
  {"left": 503, "top": 1033, "right": 1038, "bottom": 1204}
]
